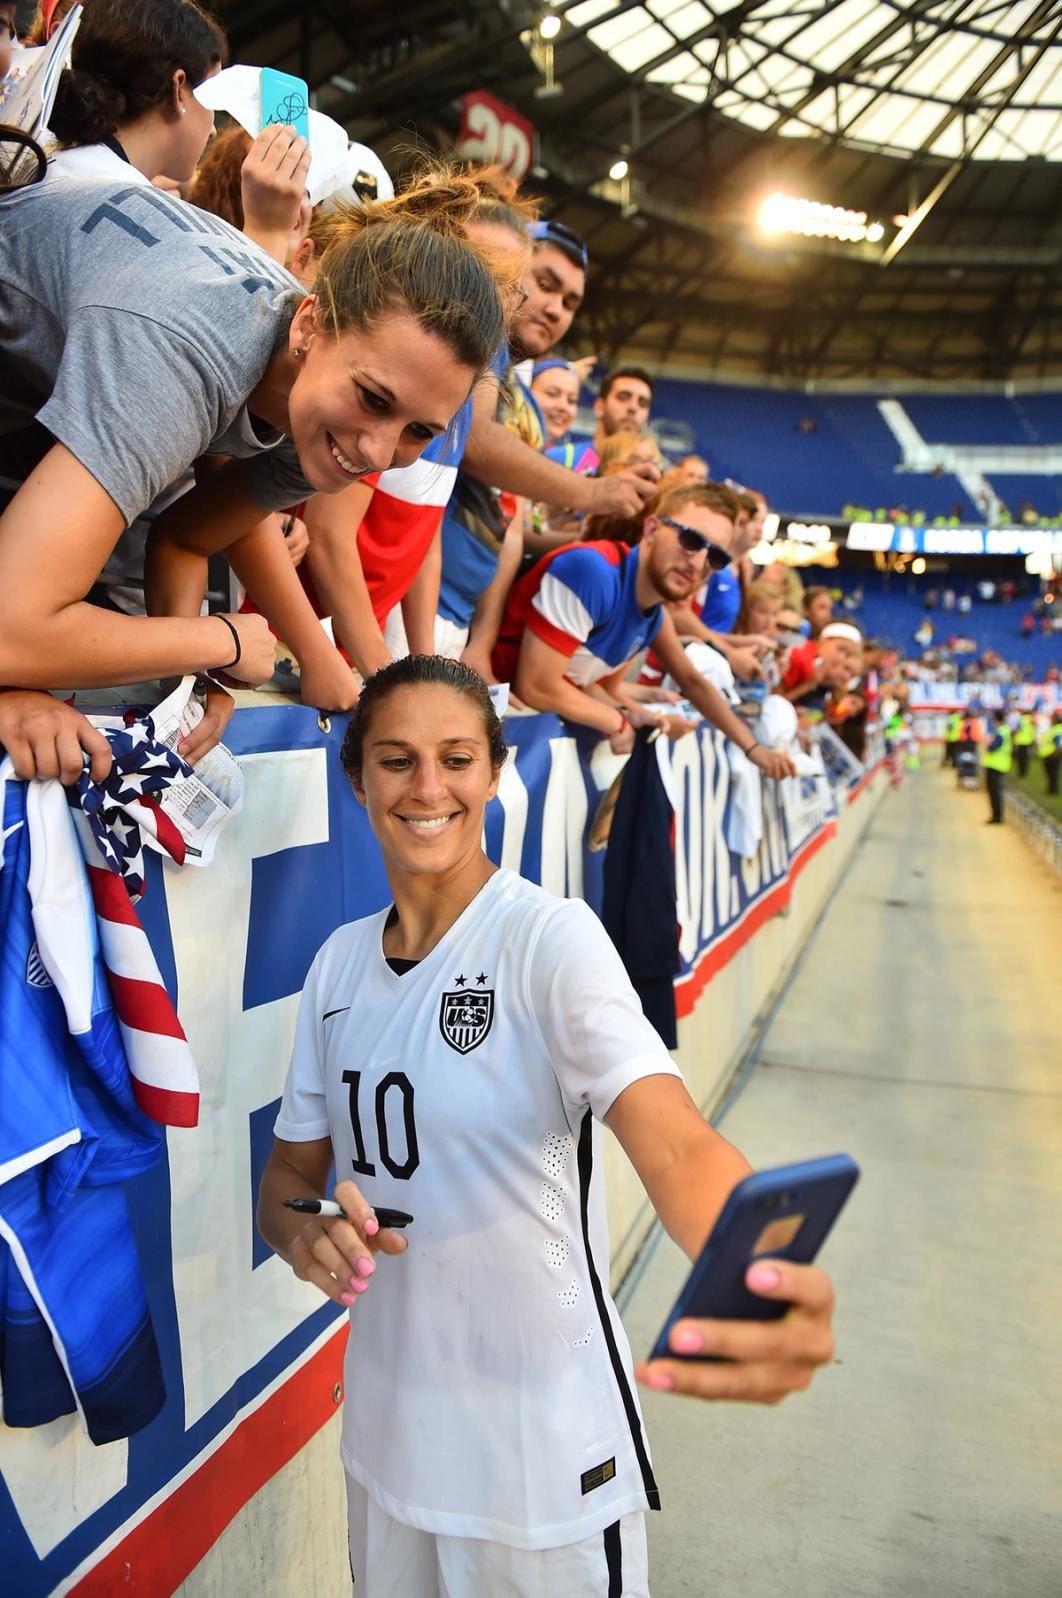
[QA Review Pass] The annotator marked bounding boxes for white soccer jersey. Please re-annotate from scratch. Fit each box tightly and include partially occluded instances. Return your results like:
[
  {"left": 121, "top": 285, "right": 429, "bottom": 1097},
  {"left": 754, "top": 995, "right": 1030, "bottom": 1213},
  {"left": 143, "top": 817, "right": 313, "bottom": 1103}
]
[{"left": 275, "top": 868, "right": 682, "bottom": 1551}]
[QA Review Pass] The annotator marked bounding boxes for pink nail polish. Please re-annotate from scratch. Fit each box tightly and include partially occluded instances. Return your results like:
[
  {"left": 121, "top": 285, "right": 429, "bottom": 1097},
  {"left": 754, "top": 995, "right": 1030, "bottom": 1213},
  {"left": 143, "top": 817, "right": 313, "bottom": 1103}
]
[
  {"left": 356, "top": 1256, "right": 375, "bottom": 1278},
  {"left": 339, "top": 1291, "right": 356, "bottom": 1305},
  {"left": 363, "top": 1217, "right": 379, "bottom": 1236},
  {"left": 747, "top": 1265, "right": 781, "bottom": 1291},
  {"left": 349, "top": 1277, "right": 368, "bottom": 1293},
  {"left": 671, "top": 1328, "right": 701, "bottom": 1354},
  {"left": 645, "top": 1370, "right": 674, "bottom": 1391}
]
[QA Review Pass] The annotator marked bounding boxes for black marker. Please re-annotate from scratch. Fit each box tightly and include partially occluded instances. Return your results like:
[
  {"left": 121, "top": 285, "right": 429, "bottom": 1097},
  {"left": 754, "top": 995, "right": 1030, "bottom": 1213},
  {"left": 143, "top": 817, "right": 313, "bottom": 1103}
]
[{"left": 283, "top": 1198, "right": 413, "bottom": 1228}]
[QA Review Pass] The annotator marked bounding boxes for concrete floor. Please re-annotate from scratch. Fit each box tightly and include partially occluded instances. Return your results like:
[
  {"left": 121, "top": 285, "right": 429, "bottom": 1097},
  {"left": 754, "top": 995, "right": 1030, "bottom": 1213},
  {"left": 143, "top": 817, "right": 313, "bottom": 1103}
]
[{"left": 621, "top": 762, "right": 1062, "bottom": 1598}]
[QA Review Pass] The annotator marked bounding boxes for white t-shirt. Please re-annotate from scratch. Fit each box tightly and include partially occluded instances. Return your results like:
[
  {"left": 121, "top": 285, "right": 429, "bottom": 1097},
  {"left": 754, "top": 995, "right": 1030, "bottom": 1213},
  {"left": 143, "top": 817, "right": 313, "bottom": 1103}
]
[
  {"left": 275, "top": 868, "right": 682, "bottom": 1551},
  {"left": 45, "top": 143, "right": 153, "bottom": 184}
]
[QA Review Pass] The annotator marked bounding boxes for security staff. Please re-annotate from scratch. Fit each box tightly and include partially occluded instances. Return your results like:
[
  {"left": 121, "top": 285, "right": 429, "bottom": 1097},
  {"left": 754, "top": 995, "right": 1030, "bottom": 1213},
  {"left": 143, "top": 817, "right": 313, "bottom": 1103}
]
[
  {"left": 1013, "top": 710, "right": 1037, "bottom": 779},
  {"left": 944, "top": 709, "right": 963, "bottom": 767},
  {"left": 980, "top": 710, "right": 1012, "bottom": 824},
  {"left": 1039, "top": 712, "right": 1062, "bottom": 797}
]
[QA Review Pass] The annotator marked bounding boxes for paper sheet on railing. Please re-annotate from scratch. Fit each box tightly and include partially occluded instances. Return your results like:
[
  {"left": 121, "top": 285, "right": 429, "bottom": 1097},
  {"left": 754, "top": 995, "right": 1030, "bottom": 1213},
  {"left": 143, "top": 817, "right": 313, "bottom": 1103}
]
[
  {"left": 87, "top": 679, "right": 243, "bottom": 869},
  {"left": 149, "top": 679, "right": 244, "bottom": 866}
]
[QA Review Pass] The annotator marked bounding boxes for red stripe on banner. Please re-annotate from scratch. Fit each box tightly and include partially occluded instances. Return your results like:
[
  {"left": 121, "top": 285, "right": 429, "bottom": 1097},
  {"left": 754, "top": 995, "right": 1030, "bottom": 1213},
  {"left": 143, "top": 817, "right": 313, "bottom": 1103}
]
[
  {"left": 86, "top": 865, "right": 140, "bottom": 926},
  {"left": 69, "top": 1326, "right": 348, "bottom": 1597},
  {"left": 109, "top": 972, "right": 188, "bottom": 1040},
  {"left": 674, "top": 822, "right": 838, "bottom": 1020},
  {"left": 140, "top": 796, "right": 186, "bottom": 865},
  {"left": 132, "top": 1078, "right": 199, "bottom": 1129}
]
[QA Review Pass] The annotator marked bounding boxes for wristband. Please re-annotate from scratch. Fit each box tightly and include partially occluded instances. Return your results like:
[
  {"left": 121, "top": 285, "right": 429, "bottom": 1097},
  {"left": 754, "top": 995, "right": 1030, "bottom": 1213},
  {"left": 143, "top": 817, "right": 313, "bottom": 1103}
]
[
  {"left": 216, "top": 615, "right": 241, "bottom": 670},
  {"left": 744, "top": 739, "right": 760, "bottom": 758},
  {"left": 614, "top": 712, "right": 629, "bottom": 738}
]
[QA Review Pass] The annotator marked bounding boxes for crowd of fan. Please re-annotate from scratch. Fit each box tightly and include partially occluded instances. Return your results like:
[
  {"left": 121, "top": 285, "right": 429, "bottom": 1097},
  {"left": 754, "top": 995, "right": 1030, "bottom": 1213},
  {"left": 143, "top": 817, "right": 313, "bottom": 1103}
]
[{"left": 0, "top": 0, "right": 886, "bottom": 794}]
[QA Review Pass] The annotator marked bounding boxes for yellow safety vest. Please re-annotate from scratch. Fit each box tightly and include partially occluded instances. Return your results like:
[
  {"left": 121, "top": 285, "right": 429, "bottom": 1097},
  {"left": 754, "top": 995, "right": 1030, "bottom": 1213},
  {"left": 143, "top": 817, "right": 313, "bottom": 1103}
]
[
  {"left": 1014, "top": 714, "right": 1037, "bottom": 747},
  {"left": 981, "top": 724, "right": 1012, "bottom": 772},
  {"left": 946, "top": 712, "right": 963, "bottom": 742},
  {"left": 1039, "top": 723, "right": 1062, "bottom": 759}
]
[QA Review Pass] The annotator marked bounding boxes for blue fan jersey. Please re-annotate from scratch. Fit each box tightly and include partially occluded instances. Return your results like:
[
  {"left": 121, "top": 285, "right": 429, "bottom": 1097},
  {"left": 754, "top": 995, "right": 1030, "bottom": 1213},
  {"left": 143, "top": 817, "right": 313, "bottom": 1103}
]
[{"left": 0, "top": 768, "right": 165, "bottom": 1442}]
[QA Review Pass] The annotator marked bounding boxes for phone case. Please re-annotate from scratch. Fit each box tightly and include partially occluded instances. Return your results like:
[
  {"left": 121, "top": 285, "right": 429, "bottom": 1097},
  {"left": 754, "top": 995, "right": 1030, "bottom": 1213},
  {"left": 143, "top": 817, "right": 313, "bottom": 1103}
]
[
  {"left": 648, "top": 1154, "right": 859, "bottom": 1362},
  {"left": 259, "top": 67, "right": 310, "bottom": 142}
]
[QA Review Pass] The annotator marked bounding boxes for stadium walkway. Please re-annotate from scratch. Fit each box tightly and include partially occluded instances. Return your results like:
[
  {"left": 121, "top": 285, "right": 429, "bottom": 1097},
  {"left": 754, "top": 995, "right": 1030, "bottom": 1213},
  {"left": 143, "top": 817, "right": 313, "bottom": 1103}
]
[{"left": 621, "top": 759, "right": 1062, "bottom": 1598}]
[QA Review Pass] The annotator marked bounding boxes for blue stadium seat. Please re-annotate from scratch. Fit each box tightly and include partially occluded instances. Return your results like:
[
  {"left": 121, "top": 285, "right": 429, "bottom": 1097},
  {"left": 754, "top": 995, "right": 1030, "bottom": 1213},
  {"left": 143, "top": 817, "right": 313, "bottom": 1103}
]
[{"left": 648, "top": 379, "right": 1058, "bottom": 523}]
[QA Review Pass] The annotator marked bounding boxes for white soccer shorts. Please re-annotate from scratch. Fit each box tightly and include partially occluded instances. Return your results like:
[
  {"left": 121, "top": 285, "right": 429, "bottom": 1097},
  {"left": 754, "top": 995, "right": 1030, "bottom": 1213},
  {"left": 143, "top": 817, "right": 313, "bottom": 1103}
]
[{"left": 345, "top": 1473, "right": 650, "bottom": 1597}]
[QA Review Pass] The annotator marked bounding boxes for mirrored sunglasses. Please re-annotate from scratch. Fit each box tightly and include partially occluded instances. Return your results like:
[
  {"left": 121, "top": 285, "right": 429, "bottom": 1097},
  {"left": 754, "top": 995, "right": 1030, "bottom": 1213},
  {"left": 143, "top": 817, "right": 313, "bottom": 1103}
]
[{"left": 658, "top": 516, "right": 731, "bottom": 572}]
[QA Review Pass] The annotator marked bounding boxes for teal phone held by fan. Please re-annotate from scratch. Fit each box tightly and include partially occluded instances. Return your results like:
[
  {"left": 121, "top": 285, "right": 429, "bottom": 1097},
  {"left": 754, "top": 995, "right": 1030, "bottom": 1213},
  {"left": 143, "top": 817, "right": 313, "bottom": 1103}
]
[
  {"left": 649, "top": 1154, "right": 859, "bottom": 1363},
  {"left": 259, "top": 67, "right": 309, "bottom": 142}
]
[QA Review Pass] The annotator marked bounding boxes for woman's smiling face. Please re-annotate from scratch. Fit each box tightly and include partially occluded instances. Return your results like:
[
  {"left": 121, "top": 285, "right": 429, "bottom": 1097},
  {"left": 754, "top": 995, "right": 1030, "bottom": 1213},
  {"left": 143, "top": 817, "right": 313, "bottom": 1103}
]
[
  {"left": 352, "top": 684, "right": 501, "bottom": 878},
  {"left": 285, "top": 304, "right": 475, "bottom": 492},
  {"left": 532, "top": 366, "right": 579, "bottom": 441}
]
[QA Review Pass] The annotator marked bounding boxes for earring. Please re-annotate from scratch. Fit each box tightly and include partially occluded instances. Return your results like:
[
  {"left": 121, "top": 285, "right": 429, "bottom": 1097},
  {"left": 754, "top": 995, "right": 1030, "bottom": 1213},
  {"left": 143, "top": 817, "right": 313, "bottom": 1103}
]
[{"left": 180, "top": 106, "right": 186, "bottom": 115}]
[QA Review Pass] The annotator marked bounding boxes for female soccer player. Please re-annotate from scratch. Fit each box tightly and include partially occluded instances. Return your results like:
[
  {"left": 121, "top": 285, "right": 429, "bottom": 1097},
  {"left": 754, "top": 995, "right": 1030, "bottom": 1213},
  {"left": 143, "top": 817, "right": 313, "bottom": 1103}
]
[
  {"left": 0, "top": 164, "right": 506, "bottom": 771},
  {"left": 258, "top": 654, "right": 838, "bottom": 1596}
]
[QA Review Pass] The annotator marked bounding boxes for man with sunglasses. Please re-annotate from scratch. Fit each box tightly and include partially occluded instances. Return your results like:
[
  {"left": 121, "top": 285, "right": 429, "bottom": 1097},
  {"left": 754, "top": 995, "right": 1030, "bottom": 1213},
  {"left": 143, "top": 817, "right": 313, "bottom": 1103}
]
[
  {"left": 491, "top": 483, "right": 796, "bottom": 779},
  {"left": 441, "top": 218, "right": 660, "bottom": 679},
  {"left": 638, "top": 481, "right": 756, "bottom": 691}
]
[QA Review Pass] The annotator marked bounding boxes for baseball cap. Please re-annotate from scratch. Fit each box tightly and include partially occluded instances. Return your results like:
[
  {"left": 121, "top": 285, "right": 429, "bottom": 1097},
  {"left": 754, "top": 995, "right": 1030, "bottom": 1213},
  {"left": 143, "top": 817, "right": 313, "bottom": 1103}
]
[
  {"left": 320, "top": 141, "right": 395, "bottom": 210},
  {"left": 528, "top": 218, "right": 589, "bottom": 271}
]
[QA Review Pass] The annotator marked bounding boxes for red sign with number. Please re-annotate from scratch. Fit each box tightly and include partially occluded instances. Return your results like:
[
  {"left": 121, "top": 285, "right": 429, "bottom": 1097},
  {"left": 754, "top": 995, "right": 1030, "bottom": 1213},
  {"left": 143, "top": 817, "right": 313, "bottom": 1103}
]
[{"left": 458, "top": 90, "right": 534, "bottom": 181}]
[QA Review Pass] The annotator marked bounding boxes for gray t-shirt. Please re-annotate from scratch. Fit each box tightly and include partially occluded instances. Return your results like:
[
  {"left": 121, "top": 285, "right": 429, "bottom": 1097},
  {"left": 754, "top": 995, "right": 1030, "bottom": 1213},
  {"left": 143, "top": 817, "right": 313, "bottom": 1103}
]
[{"left": 0, "top": 174, "right": 315, "bottom": 522}]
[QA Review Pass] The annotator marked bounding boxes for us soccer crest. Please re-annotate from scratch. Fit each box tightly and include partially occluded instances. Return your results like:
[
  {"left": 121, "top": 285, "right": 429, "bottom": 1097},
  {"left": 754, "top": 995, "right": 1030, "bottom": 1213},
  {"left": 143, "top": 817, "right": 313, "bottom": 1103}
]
[{"left": 439, "top": 985, "right": 494, "bottom": 1055}]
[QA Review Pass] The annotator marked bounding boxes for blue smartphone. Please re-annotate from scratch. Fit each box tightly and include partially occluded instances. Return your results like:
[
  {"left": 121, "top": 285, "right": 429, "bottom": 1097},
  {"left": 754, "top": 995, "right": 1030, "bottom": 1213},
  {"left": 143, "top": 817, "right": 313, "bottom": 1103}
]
[
  {"left": 648, "top": 1154, "right": 859, "bottom": 1362},
  {"left": 259, "top": 67, "right": 310, "bottom": 143}
]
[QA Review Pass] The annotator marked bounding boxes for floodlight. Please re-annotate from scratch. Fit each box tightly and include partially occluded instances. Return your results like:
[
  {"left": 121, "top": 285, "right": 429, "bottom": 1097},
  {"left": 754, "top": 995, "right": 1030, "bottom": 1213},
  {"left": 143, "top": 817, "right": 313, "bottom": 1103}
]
[
  {"left": 757, "top": 191, "right": 885, "bottom": 245},
  {"left": 609, "top": 158, "right": 629, "bottom": 181},
  {"left": 539, "top": 10, "right": 561, "bottom": 38}
]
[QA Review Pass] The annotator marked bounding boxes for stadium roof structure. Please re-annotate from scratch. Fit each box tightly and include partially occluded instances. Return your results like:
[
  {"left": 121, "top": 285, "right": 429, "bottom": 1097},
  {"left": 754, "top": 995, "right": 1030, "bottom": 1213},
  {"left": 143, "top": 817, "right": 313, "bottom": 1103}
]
[{"left": 219, "top": 0, "right": 1062, "bottom": 385}]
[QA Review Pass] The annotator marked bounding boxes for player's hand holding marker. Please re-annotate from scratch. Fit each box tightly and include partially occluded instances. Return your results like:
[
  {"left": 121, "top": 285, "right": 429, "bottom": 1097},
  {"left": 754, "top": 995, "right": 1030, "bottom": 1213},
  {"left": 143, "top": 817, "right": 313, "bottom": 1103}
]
[
  {"left": 288, "top": 1179, "right": 408, "bottom": 1309},
  {"left": 634, "top": 1258, "right": 836, "bottom": 1405}
]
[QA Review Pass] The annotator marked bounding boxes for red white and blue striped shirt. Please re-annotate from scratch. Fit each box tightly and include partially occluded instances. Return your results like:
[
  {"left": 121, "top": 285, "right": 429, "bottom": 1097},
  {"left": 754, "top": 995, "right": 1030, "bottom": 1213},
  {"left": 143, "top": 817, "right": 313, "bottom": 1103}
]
[{"left": 493, "top": 541, "right": 664, "bottom": 686}]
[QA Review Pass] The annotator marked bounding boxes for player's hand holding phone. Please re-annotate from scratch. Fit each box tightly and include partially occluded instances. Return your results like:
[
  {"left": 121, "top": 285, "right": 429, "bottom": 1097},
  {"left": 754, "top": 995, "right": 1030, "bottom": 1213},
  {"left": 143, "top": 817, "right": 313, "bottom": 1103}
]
[
  {"left": 635, "top": 1155, "right": 855, "bottom": 1406},
  {"left": 633, "top": 1257, "right": 836, "bottom": 1405}
]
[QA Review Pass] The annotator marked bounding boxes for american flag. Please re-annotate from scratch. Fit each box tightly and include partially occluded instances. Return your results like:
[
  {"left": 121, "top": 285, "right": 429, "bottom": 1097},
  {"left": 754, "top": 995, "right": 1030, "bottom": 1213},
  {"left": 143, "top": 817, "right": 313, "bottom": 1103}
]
[
  {"left": 61, "top": 711, "right": 201, "bottom": 1127},
  {"left": 68, "top": 714, "right": 191, "bottom": 900}
]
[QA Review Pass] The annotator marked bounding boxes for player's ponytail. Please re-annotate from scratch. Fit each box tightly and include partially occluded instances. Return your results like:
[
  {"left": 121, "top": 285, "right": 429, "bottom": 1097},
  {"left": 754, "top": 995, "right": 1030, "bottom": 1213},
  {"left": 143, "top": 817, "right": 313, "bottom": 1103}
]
[{"left": 341, "top": 656, "right": 508, "bottom": 786}]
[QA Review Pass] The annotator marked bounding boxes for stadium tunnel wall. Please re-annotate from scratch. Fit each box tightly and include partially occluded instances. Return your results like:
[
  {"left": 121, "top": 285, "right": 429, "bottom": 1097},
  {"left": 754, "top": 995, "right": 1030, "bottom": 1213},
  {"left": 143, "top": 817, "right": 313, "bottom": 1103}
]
[{"left": 4, "top": 706, "right": 887, "bottom": 1597}]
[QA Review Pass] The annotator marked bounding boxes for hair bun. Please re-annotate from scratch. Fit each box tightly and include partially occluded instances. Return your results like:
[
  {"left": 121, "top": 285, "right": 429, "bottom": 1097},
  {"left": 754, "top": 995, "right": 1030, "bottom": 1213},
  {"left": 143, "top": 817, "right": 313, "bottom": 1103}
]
[
  {"left": 353, "top": 168, "right": 485, "bottom": 239},
  {"left": 50, "top": 66, "right": 129, "bottom": 145}
]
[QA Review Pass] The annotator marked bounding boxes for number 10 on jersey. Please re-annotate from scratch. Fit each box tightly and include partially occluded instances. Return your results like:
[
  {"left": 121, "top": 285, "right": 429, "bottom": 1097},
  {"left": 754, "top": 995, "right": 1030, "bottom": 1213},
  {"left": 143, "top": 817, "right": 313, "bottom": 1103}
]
[{"left": 342, "top": 1070, "right": 420, "bottom": 1181}]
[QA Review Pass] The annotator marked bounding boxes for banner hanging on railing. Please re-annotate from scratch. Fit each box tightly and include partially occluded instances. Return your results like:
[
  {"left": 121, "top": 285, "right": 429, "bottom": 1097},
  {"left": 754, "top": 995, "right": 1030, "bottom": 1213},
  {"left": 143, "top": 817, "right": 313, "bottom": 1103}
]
[{"left": 907, "top": 681, "right": 1059, "bottom": 712}]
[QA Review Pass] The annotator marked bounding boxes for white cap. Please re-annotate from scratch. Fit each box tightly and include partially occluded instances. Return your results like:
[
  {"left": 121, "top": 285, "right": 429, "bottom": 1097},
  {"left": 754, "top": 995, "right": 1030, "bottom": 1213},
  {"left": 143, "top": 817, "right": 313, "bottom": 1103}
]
[{"left": 319, "top": 142, "right": 395, "bottom": 210}]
